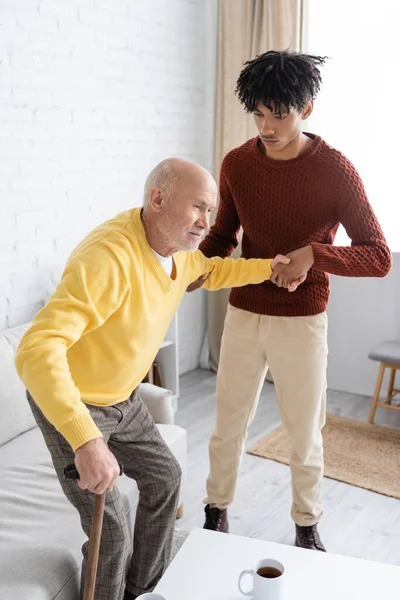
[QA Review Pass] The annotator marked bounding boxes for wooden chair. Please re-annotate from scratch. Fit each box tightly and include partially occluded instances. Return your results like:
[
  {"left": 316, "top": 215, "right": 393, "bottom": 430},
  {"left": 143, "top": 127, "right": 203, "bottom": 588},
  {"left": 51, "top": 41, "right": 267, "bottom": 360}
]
[{"left": 368, "top": 341, "right": 400, "bottom": 424}]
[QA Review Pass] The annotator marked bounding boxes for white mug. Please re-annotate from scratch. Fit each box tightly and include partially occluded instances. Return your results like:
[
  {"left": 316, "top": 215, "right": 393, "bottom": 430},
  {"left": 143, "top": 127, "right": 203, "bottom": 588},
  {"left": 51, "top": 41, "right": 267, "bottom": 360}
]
[
  {"left": 135, "top": 594, "right": 166, "bottom": 600},
  {"left": 238, "top": 558, "right": 285, "bottom": 600}
]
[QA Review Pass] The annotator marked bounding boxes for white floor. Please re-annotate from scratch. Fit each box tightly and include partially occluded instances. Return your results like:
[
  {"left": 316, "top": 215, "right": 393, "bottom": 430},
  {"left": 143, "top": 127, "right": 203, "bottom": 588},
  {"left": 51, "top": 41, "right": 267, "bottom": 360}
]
[{"left": 175, "top": 368, "right": 400, "bottom": 566}]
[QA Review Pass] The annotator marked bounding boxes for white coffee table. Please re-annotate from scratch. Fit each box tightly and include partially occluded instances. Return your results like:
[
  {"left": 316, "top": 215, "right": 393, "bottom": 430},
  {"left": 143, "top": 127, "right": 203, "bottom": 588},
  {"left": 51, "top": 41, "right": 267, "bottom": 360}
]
[{"left": 155, "top": 528, "right": 399, "bottom": 599}]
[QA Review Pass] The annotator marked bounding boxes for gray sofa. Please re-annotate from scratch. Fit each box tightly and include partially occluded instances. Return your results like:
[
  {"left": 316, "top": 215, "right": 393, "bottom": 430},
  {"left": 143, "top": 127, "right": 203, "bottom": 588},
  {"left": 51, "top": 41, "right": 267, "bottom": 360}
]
[{"left": 0, "top": 322, "right": 187, "bottom": 600}]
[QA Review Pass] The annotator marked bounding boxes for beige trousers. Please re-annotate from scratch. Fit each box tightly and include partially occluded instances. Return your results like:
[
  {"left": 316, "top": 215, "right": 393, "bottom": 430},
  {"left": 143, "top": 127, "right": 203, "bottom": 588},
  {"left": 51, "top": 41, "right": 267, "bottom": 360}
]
[{"left": 205, "top": 305, "right": 328, "bottom": 526}]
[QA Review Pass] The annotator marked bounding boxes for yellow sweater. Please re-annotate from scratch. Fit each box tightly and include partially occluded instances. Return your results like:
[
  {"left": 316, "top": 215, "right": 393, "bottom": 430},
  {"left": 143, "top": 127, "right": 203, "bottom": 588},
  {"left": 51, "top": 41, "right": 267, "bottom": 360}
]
[{"left": 15, "top": 208, "right": 273, "bottom": 450}]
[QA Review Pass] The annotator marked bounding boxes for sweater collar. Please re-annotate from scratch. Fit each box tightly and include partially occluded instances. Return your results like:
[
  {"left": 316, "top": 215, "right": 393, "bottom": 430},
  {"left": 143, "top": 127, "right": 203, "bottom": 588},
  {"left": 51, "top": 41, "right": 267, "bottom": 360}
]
[
  {"left": 132, "top": 207, "right": 147, "bottom": 244},
  {"left": 131, "top": 208, "right": 177, "bottom": 289},
  {"left": 252, "top": 133, "right": 322, "bottom": 168}
]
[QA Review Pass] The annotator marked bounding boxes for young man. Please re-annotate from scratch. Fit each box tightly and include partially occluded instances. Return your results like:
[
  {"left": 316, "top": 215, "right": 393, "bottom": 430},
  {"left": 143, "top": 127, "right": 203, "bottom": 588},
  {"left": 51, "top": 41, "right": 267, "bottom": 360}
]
[
  {"left": 194, "top": 51, "right": 392, "bottom": 551},
  {"left": 15, "top": 157, "right": 295, "bottom": 600}
]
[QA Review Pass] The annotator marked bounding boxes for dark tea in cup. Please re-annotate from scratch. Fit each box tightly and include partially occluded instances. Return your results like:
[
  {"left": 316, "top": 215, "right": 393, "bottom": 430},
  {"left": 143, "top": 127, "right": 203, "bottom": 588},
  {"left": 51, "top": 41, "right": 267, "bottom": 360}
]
[{"left": 257, "top": 566, "right": 283, "bottom": 579}]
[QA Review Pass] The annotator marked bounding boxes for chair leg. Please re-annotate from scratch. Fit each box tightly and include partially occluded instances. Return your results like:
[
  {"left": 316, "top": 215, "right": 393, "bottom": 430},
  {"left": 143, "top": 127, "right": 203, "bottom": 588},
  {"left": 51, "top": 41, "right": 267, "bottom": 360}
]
[
  {"left": 368, "top": 363, "right": 385, "bottom": 423},
  {"left": 176, "top": 503, "right": 184, "bottom": 519},
  {"left": 387, "top": 369, "right": 396, "bottom": 404}
]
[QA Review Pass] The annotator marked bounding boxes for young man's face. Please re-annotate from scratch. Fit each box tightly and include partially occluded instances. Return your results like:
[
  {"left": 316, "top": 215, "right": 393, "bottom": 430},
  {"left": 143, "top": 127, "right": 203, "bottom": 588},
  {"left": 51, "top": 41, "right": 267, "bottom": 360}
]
[{"left": 253, "top": 102, "right": 313, "bottom": 155}]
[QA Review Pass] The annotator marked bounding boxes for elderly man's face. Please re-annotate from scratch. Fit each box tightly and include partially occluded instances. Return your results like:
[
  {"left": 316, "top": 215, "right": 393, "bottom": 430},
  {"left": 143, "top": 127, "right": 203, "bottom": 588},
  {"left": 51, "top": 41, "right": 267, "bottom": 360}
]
[{"left": 161, "top": 176, "right": 217, "bottom": 252}]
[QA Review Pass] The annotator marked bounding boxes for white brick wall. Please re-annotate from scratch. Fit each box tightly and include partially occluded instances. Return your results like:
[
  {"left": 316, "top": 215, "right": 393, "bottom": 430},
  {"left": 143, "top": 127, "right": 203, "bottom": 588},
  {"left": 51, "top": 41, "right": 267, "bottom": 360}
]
[{"left": 0, "top": 0, "right": 217, "bottom": 374}]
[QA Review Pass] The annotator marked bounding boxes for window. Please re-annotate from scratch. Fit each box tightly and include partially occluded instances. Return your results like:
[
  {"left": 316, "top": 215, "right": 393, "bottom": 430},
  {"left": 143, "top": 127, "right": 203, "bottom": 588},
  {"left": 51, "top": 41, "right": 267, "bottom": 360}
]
[{"left": 306, "top": 0, "right": 400, "bottom": 251}]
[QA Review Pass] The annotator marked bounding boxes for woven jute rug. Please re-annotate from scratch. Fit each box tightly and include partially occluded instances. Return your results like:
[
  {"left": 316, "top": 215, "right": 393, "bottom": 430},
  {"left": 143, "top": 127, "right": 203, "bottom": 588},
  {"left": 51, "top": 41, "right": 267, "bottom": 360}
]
[{"left": 248, "top": 414, "right": 400, "bottom": 500}]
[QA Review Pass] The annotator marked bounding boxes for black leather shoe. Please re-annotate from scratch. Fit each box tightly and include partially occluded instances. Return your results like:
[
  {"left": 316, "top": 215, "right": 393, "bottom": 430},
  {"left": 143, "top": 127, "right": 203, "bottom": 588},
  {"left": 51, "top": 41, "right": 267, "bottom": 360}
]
[
  {"left": 203, "top": 504, "right": 229, "bottom": 532},
  {"left": 295, "top": 524, "right": 326, "bottom": 551}
]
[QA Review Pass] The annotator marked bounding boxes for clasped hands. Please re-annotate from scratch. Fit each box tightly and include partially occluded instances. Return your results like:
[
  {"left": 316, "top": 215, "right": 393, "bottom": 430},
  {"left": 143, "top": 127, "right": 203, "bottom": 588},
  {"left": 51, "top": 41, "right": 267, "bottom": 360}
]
[
  {"left": 271, "top": 245, "right": 314, "bottom": 292},
  {"left": 186, "top": 245, "right": 314, "bottom": 293}
]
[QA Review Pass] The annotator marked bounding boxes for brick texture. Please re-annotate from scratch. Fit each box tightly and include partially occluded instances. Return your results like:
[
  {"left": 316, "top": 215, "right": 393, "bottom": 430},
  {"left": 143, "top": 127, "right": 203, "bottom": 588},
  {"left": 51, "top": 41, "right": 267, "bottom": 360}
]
[{"left": 0, "top": 0, "right": 216, "bottom": 372}]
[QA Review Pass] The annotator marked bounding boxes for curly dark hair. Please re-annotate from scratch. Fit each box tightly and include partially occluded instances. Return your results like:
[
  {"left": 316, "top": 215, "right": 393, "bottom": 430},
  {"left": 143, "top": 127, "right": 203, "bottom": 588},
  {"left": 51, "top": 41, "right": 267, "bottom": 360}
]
[{"left": 236, "top": 50, "right": 328, "bottom": 114}]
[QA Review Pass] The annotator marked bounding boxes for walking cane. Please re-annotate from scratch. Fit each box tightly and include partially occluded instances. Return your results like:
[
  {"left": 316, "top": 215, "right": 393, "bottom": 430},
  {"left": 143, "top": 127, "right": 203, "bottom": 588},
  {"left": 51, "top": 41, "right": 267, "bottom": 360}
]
[{"left": 64, "top": 463, "right": 123, "bottom": 600}]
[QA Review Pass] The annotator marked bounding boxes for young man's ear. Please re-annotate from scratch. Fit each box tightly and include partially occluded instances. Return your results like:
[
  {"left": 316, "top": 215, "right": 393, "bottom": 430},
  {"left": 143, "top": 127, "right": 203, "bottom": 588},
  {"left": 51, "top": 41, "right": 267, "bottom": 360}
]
[{"left": 302, "top": 100, "right": 314, "bottom": 120}]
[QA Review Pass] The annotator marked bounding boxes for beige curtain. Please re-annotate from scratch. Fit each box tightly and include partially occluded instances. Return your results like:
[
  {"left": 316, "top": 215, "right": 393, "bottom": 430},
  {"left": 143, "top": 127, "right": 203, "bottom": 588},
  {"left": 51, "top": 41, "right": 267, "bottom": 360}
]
[{"left": 208, "top": 0, "right": 307, "bottom": 370}]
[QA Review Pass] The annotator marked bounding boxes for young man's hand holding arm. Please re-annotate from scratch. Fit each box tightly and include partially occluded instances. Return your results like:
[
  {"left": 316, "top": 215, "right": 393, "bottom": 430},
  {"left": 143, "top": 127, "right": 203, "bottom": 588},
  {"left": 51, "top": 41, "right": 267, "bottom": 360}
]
[
  {"left": 270, "top": 159, "right": 391, "bottom": 287},
  {"left": 270, "top": 246, "right": 314, "bottom": 288}
]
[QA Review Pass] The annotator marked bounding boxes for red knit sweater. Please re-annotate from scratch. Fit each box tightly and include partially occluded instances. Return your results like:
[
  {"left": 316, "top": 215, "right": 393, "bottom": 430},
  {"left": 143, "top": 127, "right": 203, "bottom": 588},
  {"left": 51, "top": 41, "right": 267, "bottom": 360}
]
[{"left": 199, "top": 134, "right": 392, "bottom": 317}]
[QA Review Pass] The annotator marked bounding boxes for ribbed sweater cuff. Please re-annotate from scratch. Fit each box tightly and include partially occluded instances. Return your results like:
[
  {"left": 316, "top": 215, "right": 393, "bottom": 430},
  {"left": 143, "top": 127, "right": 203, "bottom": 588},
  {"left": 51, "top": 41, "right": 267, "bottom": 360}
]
[
  {"left": 310, "top": 242, "right": 334, "bottom": 273},
  {"left": 59, "top": 414, "right": 103, "bottom": 452}
]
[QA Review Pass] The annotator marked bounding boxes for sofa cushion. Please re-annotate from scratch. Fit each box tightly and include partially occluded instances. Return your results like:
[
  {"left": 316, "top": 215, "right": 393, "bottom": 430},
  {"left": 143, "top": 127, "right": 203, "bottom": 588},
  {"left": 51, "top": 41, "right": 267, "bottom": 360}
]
[
  {"left": 0, "top": 422, "right": 187, "bottom": 600},
  {"left": 138, "top": 382, "right": 175, "bottom": 424},
  {"left": 0, "top": 323, "right": 37, "bottom": 446}
]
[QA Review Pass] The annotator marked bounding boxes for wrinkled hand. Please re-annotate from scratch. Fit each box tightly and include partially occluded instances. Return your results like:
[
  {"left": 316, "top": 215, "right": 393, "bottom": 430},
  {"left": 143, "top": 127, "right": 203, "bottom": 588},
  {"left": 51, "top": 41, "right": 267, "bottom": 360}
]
[
  {"left": 287, "top": 273, "right": 307, "bottom": 292},
  {"left": 271, "top": 254, "right": 290, "bottom": 270},
  {"left": 186, "top": 273, "right": 208, "bottom": 292},
  {"left": 74, "top": 437, "right": 120, "bottom": 495},
  {"left": 271, "top": 254, "right": 305, "bottom": 292},
  {"left": 271, "top": 245, "right": 314, "bottom": 290}
]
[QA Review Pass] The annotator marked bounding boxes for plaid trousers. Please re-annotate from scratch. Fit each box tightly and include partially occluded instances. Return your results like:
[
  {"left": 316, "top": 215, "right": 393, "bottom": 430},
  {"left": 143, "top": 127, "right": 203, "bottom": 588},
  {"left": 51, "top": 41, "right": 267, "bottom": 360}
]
[{"left": 27, "top": 389, "right": 181, "bottom": 600}]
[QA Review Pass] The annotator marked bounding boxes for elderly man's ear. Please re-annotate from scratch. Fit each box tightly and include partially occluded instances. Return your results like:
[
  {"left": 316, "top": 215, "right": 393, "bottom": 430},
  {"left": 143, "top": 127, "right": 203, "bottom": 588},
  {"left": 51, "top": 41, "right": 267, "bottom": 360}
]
[{"left": 148, "top": 187, "right": 166, "bottom": 212}]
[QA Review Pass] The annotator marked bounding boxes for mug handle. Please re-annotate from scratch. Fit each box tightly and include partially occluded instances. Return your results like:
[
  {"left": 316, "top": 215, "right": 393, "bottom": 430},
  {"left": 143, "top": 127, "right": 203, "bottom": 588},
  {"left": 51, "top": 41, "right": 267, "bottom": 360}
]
[{"left": 238, "top": 569, "right": 254, "bottom": 596}]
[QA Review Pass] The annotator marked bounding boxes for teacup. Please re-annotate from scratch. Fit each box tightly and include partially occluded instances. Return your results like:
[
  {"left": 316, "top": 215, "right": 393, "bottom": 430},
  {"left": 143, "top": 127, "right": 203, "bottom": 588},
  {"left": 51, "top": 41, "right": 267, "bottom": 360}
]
[{"left": 238, "top": 558, "right": 285, "bottom": 600}]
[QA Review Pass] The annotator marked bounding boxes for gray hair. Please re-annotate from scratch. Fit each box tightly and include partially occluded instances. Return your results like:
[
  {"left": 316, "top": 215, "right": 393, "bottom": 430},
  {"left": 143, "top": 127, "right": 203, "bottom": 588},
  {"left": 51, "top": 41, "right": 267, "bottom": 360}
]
[{"left": 143, "top": 160, "right": 178, "bottom": 206}]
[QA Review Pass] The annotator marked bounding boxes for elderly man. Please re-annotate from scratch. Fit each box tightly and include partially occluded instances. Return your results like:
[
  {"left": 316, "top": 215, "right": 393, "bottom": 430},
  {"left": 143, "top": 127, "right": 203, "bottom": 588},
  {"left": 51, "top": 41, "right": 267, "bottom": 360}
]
[{"left": 15, "top": 158, "right": 297, "bottom": 600}]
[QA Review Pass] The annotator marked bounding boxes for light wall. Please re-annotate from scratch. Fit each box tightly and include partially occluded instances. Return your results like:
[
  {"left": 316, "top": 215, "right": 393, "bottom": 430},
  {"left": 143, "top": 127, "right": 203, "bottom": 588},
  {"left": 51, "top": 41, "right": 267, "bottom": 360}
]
[
  {"left": 0, "top": 0, "right": 217, "bottom": 374},
  {"left": 327, "top": 254, "right": 400, "bottom": 397}
]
